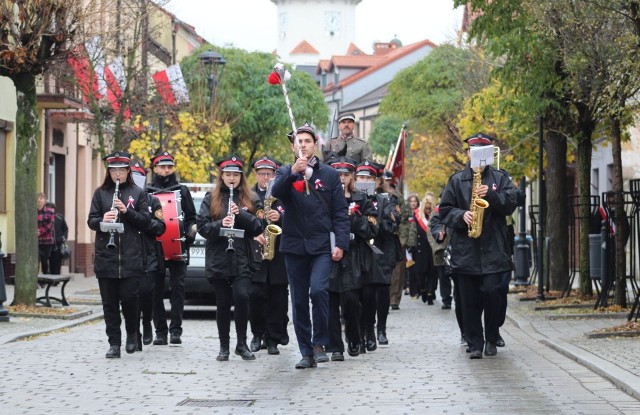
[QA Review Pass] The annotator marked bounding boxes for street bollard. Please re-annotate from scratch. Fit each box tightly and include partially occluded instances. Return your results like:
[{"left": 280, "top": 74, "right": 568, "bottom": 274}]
[{"left": 514, "top": 177, "right": 530, "bottom": 286}]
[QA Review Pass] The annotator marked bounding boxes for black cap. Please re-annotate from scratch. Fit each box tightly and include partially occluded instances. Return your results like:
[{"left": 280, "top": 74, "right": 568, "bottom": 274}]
[
  {"left": 130, "top": 159, "right": 147, "bottom": 176},
  {"left": 151, "top": 149, "right": 175, "bottom": 166},
  {"left": 287, "top": 122, "right": 318, "bottom": 143},
  {"left": 328, "top": 156, "right": 357, "bottom": 173},
  {"left": 103, "top": 151, "right": 131, "bottom": 168},
  {"left": 464, "top": 132, "right": 495, "bottom": 147},
  {"left": 338, "top": 113, "right": 356, "bottom": 123},
  {"left": 217, "top": 155, "right": 244, "bottom": 173},
  {"left": 252, "top": 155, "right": 280, "bottom": 171},
  {"left": 356, "top": 160, "right": 378, "bottom": 177}
]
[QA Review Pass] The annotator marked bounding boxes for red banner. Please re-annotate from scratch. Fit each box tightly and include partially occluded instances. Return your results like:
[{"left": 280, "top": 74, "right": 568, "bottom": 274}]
[
  {"left": 66, "top": 44, "right": 100, "bottom": 104},
  {"left": 391, "top": 126, "right": 406, "bottom": 180}
]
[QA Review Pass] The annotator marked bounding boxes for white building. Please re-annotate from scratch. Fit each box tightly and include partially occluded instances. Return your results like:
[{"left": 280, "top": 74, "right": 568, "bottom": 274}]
[{"left": 272, "top": 0, "right": 361, "bottom": 66}]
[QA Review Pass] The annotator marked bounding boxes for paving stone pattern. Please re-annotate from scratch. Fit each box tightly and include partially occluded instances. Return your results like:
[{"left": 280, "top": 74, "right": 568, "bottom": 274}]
[{"left": 2, "top": 278, "right": 640, "bottom": 414}]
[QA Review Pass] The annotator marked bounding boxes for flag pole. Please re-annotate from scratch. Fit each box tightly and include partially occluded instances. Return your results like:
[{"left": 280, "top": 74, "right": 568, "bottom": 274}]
[{"left": 389, "top": 124, "right": 406, "bottom": 172}]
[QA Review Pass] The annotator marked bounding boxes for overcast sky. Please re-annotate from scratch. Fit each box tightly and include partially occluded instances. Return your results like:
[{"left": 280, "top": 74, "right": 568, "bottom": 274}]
[{"left": 165, "top": 0, "right": 464, "bottom": 54}]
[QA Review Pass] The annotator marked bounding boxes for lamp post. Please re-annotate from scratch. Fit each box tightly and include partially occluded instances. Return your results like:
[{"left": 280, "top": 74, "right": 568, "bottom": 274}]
[
  {"left": 199, "top": 51, "right": 226, "bottom": 115},
  {"left": 514, "top": 177, "right": 530, "bottom": 285}
]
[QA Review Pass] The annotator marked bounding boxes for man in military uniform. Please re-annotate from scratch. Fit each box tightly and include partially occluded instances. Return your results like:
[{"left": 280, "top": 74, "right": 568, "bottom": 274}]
[
  {"left": 322, "top": 113, "right": 373, "bottom": 164},
  {"left": 382, "top": 171, "right": 411, "bottom": 310},
  {"left": 249, "top": 155, "right": 290, "bottom": 355},
  {"left": 146, "top": 149, "right": 197, "bottom": 346}
]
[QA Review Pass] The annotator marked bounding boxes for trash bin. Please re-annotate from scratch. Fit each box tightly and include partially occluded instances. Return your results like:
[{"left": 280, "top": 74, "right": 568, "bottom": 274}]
[{"left": 589, "top": 234, "right": 601, "bottom": 279}]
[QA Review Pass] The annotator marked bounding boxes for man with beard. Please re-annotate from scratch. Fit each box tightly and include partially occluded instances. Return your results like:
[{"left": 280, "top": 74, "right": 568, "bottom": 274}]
[
  {"left": 322, "top": 113, "right": 372, "bottom": 163},
  {"left": 146, "top": 149, "right": 197, "bottom": 346}
]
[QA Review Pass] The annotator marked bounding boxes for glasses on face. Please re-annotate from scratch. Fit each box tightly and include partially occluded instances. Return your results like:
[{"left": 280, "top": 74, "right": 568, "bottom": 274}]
[
  {"left": 110, "top": 167, "right": 128, "bottom": 173},
  {"left": 256, "top": 172, "right": 274, "bottom": 178}
]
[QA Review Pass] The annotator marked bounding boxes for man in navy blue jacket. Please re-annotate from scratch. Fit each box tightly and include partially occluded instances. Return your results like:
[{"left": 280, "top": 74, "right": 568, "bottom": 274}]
[{"left": 272, "top": 123, "right": 350, "bottom": 369}]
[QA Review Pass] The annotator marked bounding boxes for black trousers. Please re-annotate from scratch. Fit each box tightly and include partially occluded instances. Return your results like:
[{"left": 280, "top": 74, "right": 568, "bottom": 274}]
[
  {"left": 328, "top": 289, "right": 361, "bottom": 352},
  {"left": 212, "top": 276, "right": 251, "bottom": 343},
  {"left": 249, "top": 282, "right": 289, "bottom": 346},
  {"left": 361, "top": 284, "right": 390, "bottom": 334},
  {"left": 436, "top": 266, "right": 452, "bottom": 306},
  {"left": 49, "top": 245, "right": 62, "bottom": 275},
  {"left": 407, "top": 266, "right": 420, "bottom": 297},
  {"left": 416, "top": 268, "right": 438, "bottom": 298},
  {"left": 38, "top": 244, "right": 53, "bottom": 274},
  {"left": 498, "top": 271, "right": 511, "bottom": 328},
  {"left": 153, "top": 261, "right": 186, "bottom": 336},
  {"left": 138, "top": 273, "right": 155, "bottom": 335},
  {"left": 98, "top": 277, "right": 139, "bottom": 346},
  {"left": 452, "top": 275, "right": 464, "bottom": 336},
  {"left": 456, "top": 272, "right": 503, "bottom": 352}
]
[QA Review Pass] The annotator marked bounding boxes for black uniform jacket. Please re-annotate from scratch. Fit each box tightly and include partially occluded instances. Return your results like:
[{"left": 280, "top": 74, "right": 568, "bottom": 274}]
[
  {"left": 365, "top": 193, "right": 396, "bottom": 285},
  {"left": 438, "top": 163, "right": 519, "bottom": 276},
  {"left": 411, "top": 213, "right": 433, "bottom": 274},
  {"left": 197, "top": 187, "right": 263, "bottom": 281},
  {"left": 272, "top": 160, "right": 350, "bottom": 255},
  {"left": 146, "top": 173, "right": 197, "bottom": 262},
  {"left": 252, "top": 183, "right": 287, "bottom": 285},
  {"left": 87, "top": 181, "right": 151, "bottom": 278},
  {"left": 330, "top": 190, "right": 379, "bottom": 292}
]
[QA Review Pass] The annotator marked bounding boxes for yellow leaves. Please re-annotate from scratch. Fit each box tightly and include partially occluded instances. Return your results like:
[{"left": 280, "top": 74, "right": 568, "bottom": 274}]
[{"left": 128, "top": 111, "right": 231, "bottom": 183}]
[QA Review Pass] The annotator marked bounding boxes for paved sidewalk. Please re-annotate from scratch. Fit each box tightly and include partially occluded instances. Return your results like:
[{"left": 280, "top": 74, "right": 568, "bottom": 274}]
[{"left": 1, "top": 279, "right": 639, "bottom": 413}]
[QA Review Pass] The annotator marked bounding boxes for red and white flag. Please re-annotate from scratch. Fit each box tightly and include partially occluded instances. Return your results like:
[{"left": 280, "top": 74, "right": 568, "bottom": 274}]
[
  {"left": 104, "top": 56, "right": 130, "bottom": 119},
  {"left": 153, "top": 64, "right": 190, "bottom": 105},
  {"left": 67, "top": 44, "right": 102, "bottom": 104}
]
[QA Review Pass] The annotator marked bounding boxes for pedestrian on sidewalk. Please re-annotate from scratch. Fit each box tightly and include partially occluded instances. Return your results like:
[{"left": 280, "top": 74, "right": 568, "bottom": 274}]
[
  {"left": 37, "top": 193, "right": 55, "bottom": 274},
  {"left": 197, "top": 155, "right": 264, "bottom": 362},
  {"left": 412, "top": 193, "right": 436, "bottom": 305},
  {"left": 272, "top": 124, "right": 349, "bottom": 369},
  {"left": 47, "top": 203, "right": 69, "bottom": 275},
  {"left": 438, "top": 133, "right": 518, "bottom": 359},
  {"left": 87, "top": 151, "right": 150, "bottom": 358}
]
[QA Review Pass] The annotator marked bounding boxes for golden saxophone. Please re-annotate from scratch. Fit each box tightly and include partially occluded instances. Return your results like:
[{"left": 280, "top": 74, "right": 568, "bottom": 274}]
[
  {"left": 468, "top": 167, "right": 489, "bottom": 238},
  {"left": 261, "top": 180, "right": 282, "bottom": 260}
]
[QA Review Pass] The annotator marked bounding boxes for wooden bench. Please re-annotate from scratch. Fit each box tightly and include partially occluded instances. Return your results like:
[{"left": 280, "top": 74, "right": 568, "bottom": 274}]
[{"left": 8, "top": 274, "right": 71, "bottom": 307}]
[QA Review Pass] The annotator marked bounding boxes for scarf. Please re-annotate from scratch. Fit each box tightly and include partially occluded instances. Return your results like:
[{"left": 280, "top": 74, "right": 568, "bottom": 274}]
[{"left": 415, "top": 207, "right": 428, "bottom": 233}]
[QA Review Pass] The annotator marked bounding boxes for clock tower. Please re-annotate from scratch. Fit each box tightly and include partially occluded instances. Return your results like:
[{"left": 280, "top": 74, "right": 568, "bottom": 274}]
[{"left": 271, "top": 0, "right": 362, "bottom": 66}]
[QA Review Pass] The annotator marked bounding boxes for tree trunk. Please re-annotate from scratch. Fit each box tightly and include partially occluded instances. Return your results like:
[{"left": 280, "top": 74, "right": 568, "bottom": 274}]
[
  {"left": 545, "top": 129, "right": 569, "bottom": 291},
  {"left": 577, "top": 134, "right": 593, "bottom": 296},
  {"left": 13, "top": 73, "right": 40, "bottom": 305},
  {"left": 610, "top": 117, "right": 627, "bottom": 307}
]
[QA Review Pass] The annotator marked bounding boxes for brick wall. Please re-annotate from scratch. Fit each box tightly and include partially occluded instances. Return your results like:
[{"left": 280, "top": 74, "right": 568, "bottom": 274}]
[{"left": 75, "top": 242, "right": 95, "bottom": 276}]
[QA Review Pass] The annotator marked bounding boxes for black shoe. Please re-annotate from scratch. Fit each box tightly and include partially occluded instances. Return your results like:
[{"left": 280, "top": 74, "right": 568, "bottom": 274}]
[
  {"left": 441, "top": 303, "right": 452, "bottom": 310},
  {"left": 404, "top": 289, "right": 410, "bottom": 296},
  {"left": 427, "top": 294, "right": 434, "bottom": 305},
  {"left": 125, "top": 334, "right": 137, "bottom": 354},
  {"left": 365, "top": 330, "right": 377, "bottom": 352},
  {"left": 469, "top": 350, "right": 483, "bottom": 359},
  {"left": 421, "top": 292, "right": 428, "bottom": 303},
  {"left": 391, "top": 304, "right": 400, "bottom": 310},
  {"left": 496, "top": 336, "right": 505, "bottom": 348},
  {"left": 313, "top": 345, "right": 329, "bottom": 363},
  {"left": 359, "top": 342, "right": 367, "bottom": 354},
  {"left": 377, "top": 331, "right": 388, "bottom": 345},
  {"left": 105, "top": 345, "right": 121, "bottom": 359},
  {"left": 250, "top": 335, "right": 262, "bottom": 353},
  {"left": 136, "top": 334, "right": 143, "bottom": 352},
  {"left": 331, "top": 352, "right": 345, "bottom": 361},
  {"left": 142, "top": 323, "right": 153, "bottom": 345},
  {"left": 169, "top": 334, "right": 182, "bottom": 345},
  {"left": 484, "top": 342, "right": 497, "bottom": 357},
  {"left": 295, "top": 356, "right": 317, "bottom": 369},
  {"left": 280, "top": 335, "right": 290, "bottom": 346},
  {"left": 267, "top": 344, "right": 280, "bottom": 355},
  {"left": 261, "top": 339, "right": 268, "bottom": 350},
  {"left": 217, "top": 344, "right": 230, "bottom": 362},
  {"left": 235, "top": 341, "right": 256, "bottom": 361},
  {"left": 347, "top": 342, "right": 360, "bottom": 357},
  {"left": 153, "top": 335, "right": 168, "bottom": 346}
]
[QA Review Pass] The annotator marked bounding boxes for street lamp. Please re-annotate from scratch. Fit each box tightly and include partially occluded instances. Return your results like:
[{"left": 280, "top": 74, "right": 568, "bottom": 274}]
[
  {"left": 514, "top": 177, "right": 531, "bottom": 286},
  {"left": 199, "top": 51, "right": 226, "bottom": 115}
]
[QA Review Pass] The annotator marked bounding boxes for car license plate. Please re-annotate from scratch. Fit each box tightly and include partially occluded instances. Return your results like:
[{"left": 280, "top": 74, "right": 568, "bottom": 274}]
[{"left": 190, "top": 247, "right": 205, "bottom": 257}]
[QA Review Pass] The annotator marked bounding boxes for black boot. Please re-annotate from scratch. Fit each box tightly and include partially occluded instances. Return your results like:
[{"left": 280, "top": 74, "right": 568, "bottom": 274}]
[
  {"left": 250, "top": 334, "right": 262, "bottom": 353},
  {"left": 136, "top": 332, "right": 143, "bottom": 351},
  {"left": 365, "top": 329, "right": 377, "bottom": 352},
  {"left": 105, "top": 345, "right": 121, "bottom": 359},
  {"left": 142, "top": 321, "right": 153, "bottom": 345},
  {"left": 125, "top": 333, "right": 137, "bottom": 354},
  {"left": 377, "top": 328, "right": 388, "bottom": 345},
  {"left": 217, "top": 339, "right": 230, "bottom": 361},
  {"left": 235, "top": 338, "right": 256, "bottom": 361}
]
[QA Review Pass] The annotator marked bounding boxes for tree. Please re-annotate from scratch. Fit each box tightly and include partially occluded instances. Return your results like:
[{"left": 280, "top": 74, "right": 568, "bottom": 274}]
[
  {"left": 180, "top": 46, "right": 329, "bottom": 169},
  {"left": 0, "top": 1, "right": 85, "bottom": 305}
]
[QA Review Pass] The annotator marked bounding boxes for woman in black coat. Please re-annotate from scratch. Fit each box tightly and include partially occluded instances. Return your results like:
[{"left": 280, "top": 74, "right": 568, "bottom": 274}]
[
  {"left": 87, "top": 151, "right": 150, "bottom": 359},
  {"left": 412, "top": 194, "right": 436, "bottom": 304},
  {"left": 197, "top": 156, "right": 263, "bottom": 362},
  {"left": 326, "top": 158, "right": 379, "bottom": 361}
]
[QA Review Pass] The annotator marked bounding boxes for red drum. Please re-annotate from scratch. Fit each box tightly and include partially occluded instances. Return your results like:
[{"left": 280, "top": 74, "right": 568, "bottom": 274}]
[{"left": 155, "top": 191, "right": 187, "bottom": 262}]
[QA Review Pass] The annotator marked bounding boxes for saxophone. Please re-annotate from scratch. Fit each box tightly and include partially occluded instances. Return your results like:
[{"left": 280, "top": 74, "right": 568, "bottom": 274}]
[
  {"left": 261, "top": 180, "right": 282, "bottom": 260},
  {"left": 468, "top": 167, "right": 490, "bottom": 238}
]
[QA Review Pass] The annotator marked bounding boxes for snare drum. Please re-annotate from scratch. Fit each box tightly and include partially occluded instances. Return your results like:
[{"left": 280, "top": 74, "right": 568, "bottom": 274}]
[{"left": 155, "top": 191, "right": 187, "bottom": 262}]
